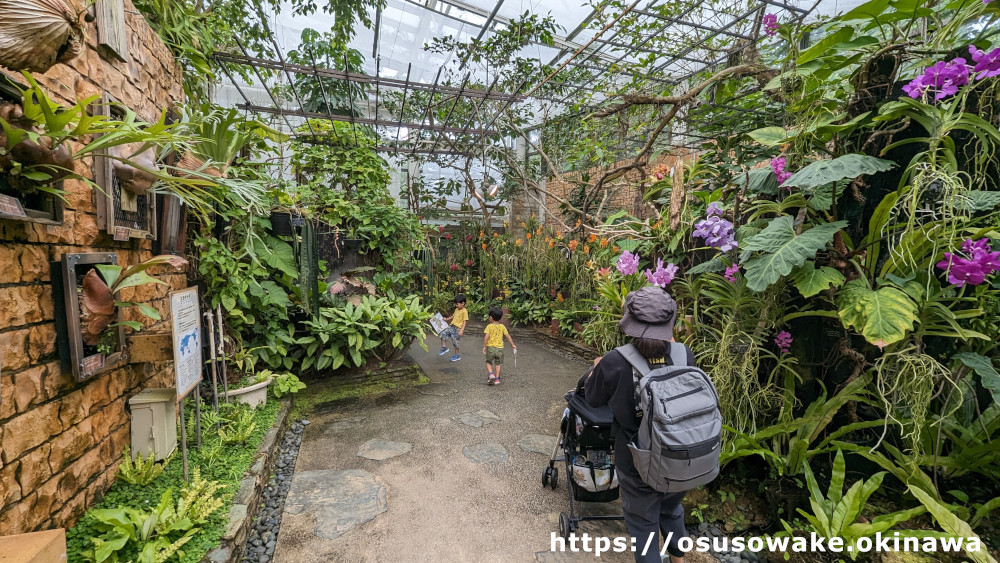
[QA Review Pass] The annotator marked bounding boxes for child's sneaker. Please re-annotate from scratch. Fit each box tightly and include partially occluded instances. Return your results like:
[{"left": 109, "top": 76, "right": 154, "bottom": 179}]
[
  {"left": 450, "top": 354, "right": 461, "bottom": 362},
  {"left": 488, "top": 373, "right": 495, "bottom": 385},
  {"left": 493, "top": 376, "right": 500, "bottom": 385},
  {"left": 438, "top": 347, "right": 449, "bottom": 356}
]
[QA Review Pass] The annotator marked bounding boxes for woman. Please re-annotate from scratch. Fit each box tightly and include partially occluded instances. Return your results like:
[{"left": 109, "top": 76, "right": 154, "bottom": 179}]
[{"left": 584, "top": 286, "right": 696, "bottom": 563}]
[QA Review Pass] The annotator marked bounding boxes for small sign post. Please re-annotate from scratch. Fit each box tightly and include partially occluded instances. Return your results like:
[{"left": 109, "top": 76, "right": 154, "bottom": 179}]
[{"left": 170, "top": 287, "right": 203, "bottom": 481}]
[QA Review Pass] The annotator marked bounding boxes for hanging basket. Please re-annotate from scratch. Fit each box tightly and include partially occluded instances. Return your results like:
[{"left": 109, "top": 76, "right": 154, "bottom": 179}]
[
  {"left": 172, "top": 152, "right": 225, "bottom": 179},
  {"left": 0, "top": 0, "right": 85, "bottom": 73}
]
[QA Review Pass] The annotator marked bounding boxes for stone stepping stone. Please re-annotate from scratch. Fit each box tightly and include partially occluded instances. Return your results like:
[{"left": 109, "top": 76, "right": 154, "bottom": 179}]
[
  {"left": 418, "top": 383, "right": 457, "bottom": 396},
  {"left": 518, "top": 434, "right": 558, "bottom": 455},
  {"left": 462, "top": 443, "right": 509, "bottom": 463},
  {"left": 323, "top": 416, "right": 368, "bottom": 433},
  {"left": 284, "top": 469, "right": 387, "bottom": 540},
  {"left": 357, "top": 439, "right": 412, "bottom": 461},
  {"left": 453, "top": 409, "right": 501, "bottom": 428}
]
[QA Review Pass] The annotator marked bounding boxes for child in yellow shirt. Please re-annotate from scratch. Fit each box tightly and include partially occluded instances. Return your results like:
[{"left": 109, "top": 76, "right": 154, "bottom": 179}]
[
  {"left": 482, "top": 307, "right": 516, "bottom": 385},
  {"left": 438, "top": 294, "right": 468, "bottom": 362}
]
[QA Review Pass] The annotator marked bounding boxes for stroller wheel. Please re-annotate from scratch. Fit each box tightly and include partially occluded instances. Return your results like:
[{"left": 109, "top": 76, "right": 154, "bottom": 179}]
[
  {"left": 541, "top": 467, "right": 550, "bottom": 487},
  {"left": 549, "top": 467, "right": 558, "bottom": 490},
  {"left": 558, "top": 512, "right": 571, "bottom": 539}
]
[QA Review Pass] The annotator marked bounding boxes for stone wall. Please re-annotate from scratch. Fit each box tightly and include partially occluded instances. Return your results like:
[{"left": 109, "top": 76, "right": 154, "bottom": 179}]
[
  {"left": 541, "top": 152, "right": 692, "bottom": 228},
  {"left": 0, "top": 2, "right": 185, "bottom": 534}
]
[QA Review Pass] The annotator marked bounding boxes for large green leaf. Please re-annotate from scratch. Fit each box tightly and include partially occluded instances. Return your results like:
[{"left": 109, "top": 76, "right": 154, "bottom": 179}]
[
  {"left": 782, "top": 154, "right": 896, "bottom": 190},
  {"left": 954, "top": 352, "right": 1000, "bottom": 407},
  {"left": 733, "top": 167, "right": 779, "bottom": 195},
  {"left": 791, "top": 261, "right": 846, "bottom": 297},
  {"left": 908, "top": 486, "right": 998, "bottom": 563},
  {"left": 836, "top": 280, "right": 918, "bottom": 349},
  {"left": 957, "top": 190, "right": 1000, "bottom": 212},
  {"left": 797, "top": 28, "right": 854, "bottom": 65},
  {"left": 747, "top": 126, "right": 790, "bottom": 147},
  {"left": 742, "top": 217, "right": 847, "bottom": 292}
]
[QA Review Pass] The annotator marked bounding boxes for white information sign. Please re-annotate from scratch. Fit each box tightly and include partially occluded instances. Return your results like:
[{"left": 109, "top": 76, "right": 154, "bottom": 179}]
[{"left": 170, "top": 287, "right": 203, "bottom": 398}]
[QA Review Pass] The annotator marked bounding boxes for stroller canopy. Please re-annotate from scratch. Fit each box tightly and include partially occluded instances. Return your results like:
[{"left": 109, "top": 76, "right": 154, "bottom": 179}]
[{"left": 564, "top": 390, "right": 614, "bottom": 427}]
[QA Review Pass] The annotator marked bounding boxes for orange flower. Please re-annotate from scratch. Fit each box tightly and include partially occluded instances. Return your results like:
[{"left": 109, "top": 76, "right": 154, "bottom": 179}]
[
  {"left": 601, "top": 238, "right": 609, "bottom": 247},
  {"left": 479, "top": 230, "right": 485, "bottom": 238},
  {"left": 575, "top": 219, "right": 582, "bottom": 226},
  {"left": 549, "top": 241, "right": 555, "bottom": 248},
  {"left": 521, "top": 221, "right": 527, "bottom": 228},
  {"left": 584, "top": 245, "right": 590, "bottom": 254},
  {"left": 556, "top": 230, "right": 562, "bottom": 237},
  {"left": 526, "top": 233, "right": 531, "bottom": 240},
  {"left": 568, "top": 240, "right": 579, "bottom": 251},
  {"left": 557, "top": 293, "right": 565, "bottom": 303},
  {"left": 494, "top": 233, "right": 499, "bottom": 237},
  {"left": 482, "top": 243, "right": 487, "bottom": 250},
  {"left": 586, "top": 260, "right": 592, "bottom": 268},
  {"left": 588, "top": 233, "right": 598, "bottom": 243},
  {"left": 516, "top": 238, "right": 523, "bottom": 246},
  {"left": 536, "top": 227, "right": 542, "bottom": 235},
  {"left": 613, "top": 246, "right": 620, "bottom": 253}
]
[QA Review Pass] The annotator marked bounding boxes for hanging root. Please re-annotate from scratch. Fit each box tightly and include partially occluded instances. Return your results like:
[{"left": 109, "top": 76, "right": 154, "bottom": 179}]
[{"left": 873, "top": 348, "right": 956, "bottom": 457}]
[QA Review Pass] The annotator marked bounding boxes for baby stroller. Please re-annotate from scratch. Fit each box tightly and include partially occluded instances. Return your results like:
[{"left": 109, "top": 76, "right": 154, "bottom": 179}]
[{"left": 542, "top": 367, "right": 624, "bottom": 538}]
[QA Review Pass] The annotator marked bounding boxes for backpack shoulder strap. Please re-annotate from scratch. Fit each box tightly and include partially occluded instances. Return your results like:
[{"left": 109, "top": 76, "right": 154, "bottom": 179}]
[
  {"left": 615, "top": 344, "right": 650, "bottom": 377},
  {"left": 668, "top": 342, "right": 688, "bottom": 366}
]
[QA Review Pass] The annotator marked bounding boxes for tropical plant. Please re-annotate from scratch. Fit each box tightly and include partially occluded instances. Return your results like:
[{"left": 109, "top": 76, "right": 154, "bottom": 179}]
[
  {"left": 790, "top": 450, "right": 931, "bottom": 559},
  {"left": 116, "top": 447, "right": 172, "bottom": 486},
  {"left": 88, "top": 468, "right": 224, "bottom": 563},
  {"left": 271, "top": 372, "right": 306, "bottom": 398},
  {"left": 80, "top": 255, "right": 189, "bottom": 350}
]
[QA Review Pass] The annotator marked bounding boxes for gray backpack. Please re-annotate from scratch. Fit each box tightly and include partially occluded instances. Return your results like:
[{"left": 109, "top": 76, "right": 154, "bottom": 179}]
[{"left": 616, "top": 343, "right": 722, "bottom": 493}]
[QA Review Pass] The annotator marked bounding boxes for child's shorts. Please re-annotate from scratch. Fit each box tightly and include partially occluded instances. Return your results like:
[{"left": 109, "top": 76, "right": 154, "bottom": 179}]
[
  {"left": 485, "top": 346, "right": 504, "bottom": 365},
  {"left": 440, "top": 326, "right": 460, "bottom": 347}
]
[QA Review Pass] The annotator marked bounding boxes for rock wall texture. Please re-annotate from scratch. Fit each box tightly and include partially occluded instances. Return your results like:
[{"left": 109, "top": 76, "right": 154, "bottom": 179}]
[
  {"left": 540, "top": 153, "right": 691, "bottom": 228},
  {"left": 0, "top": 1, "right": 185, "bottom": 534}
]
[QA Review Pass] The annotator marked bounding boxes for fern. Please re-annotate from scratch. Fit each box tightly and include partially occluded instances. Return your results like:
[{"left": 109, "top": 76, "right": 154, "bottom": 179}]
[{"left": 118, "top": 446, "right": 172, "bottom": 486}]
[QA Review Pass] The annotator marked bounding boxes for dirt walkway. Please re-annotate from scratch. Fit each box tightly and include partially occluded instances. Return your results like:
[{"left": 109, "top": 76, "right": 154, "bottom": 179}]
[{"left": 273, "top": 324, "right": 689, "bottom": 562}]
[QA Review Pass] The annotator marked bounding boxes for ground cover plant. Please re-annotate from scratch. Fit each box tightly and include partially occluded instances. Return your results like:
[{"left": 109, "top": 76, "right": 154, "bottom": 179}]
[{"left": 66, "top": 401, "right": 280, "bottom": 563}]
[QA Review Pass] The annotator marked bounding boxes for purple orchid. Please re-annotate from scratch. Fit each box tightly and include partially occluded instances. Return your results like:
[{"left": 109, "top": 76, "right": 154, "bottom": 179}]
[
  {"left": 969, "top": 45, "right": 1000, "bottom": 79},
  {"left": 724, "top": 263, "right": 740, "bottom": 283},
  {"left": 644, "top": 259, "right": 679, "bottom": 287},
  {"left": 693, "top": 203, "right": 738, "bottom": 252},
  {"left": 902, "top": 58, "right": 970, "bottom": 101},
  {"left": 936, "top": 238, "right": 1000, "bottom": 287},
  {"left": 762, "top": 14, "right": 779, "bottom": 37},
  {"left": 771, "top": 157, "right": 792, "bottom": 185},
  {"left": 617, "top": 250, "right": 640, "bottom": 276},
  {"left": 774, "top": 330, "right": 793, "bottom": 354}
]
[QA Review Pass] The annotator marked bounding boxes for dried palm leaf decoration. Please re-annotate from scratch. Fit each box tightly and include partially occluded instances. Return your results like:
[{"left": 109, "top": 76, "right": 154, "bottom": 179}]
[{"left": 0, "top": 0, "right": 85, "bottom": 72}]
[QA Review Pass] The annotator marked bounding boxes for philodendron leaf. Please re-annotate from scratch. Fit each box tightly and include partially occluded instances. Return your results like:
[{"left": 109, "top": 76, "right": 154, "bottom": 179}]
[
  {"left": 747, "top": 126, "right": 790, "bottom": 147},
  {"left": 742, "top": 216, "right": 847, "bottom": 292},
  {"left": 836, "top": 279, "right": 918, "bottom": 349},
  {"left": 791, "top": 261, "right": 846, "bottom": 297},
  {"left": 954, "top": 352, "right": 1000, "bottom": 406},
  {"left": 908, "top": 486, "right": 998, "bottom": 563},
  {"left": 783, "top": 154, "right": 896, "bottom": 191},
  {"left": 733, "top": 167, "right": 780, "bottom": 195}
]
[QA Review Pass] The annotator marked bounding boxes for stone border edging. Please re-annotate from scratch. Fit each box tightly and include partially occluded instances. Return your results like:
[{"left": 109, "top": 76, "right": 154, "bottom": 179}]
[{"left": 202, "top": 399, "right": 291, "bottom": 563}]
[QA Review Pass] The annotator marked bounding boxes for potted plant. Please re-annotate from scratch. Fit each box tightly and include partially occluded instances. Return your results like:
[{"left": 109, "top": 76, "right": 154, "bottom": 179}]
[
  {"left": 80, "top": 255, "right": 189, "bottom": 354},
  {"left": 224, "top": 370, "right": 274, "bottom": 408}
]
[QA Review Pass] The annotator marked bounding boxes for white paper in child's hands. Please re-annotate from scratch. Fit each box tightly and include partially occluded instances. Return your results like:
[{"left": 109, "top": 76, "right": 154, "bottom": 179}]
[{"left": 429, "top": 313, "right": 449, "bottom": 335}]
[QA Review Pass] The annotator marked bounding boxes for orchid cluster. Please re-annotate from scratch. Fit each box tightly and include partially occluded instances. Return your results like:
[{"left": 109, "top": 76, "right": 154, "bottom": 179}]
[
  {"left": 774, "top": 331, "right": 793, "bottom": 355},
  {"left": 771, "top": 157, "right": 792, "bottom": 185},
  {"left": 762, "top": 14, "right": 780, "bottom": 37},
  {"left": 935, "top": 238, "right": 1000, "bottom": 287},
  {"left": 644, "top": 259, "right": 679, "bottom": 287},
  {"left": 903, "top": 46, "right": 1000, "bottom": 101},
  {"left": 724, "top": 263, "right": 740, "bottom": 283},
  {"left": 969, "top": 45, "right": 1000, "bottom": 79},
  {"left": 617, "top": 250, "right": 640, "bottom": 275},
  {"left": 693, "top": 202, "right": 737, "bottom": 252}
]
